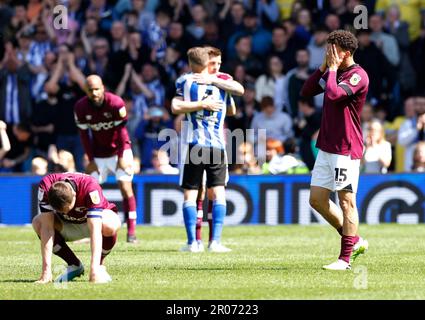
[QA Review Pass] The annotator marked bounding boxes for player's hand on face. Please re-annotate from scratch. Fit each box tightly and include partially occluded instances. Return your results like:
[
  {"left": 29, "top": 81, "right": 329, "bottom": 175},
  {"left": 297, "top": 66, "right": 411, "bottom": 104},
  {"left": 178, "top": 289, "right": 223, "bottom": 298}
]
[
  {"left": 86, "top": 161, "right": 99, "bottom": 175},
  {"left": 327, "top": 44, "right": 343, "bottom": 70}
]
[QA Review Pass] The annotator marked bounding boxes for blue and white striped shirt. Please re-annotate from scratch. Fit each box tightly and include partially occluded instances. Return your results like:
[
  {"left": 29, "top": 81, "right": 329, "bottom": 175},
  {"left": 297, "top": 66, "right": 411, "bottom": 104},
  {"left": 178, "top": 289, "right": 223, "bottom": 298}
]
[{"left": 175, "top": 73, "right": 231, "bottom": 150}]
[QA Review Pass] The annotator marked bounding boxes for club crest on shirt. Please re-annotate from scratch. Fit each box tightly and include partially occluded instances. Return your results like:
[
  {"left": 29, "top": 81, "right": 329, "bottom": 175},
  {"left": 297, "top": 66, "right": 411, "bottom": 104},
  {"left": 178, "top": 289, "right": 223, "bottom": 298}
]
[
  {"left": 89, "top": 190, "right": 100, "bottom": 204},
  {"left": 119, "top": 106, "right": 127, "bottom": 118},
  {"left": 349, "top": 73, "right": 361, "bottom": 86}
]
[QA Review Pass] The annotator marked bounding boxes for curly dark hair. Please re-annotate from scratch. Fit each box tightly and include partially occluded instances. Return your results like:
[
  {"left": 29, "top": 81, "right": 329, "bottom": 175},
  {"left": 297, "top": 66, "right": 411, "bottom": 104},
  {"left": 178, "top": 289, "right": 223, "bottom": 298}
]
[{"left": 327, "top": 30, "right": 358, "bottom": 54}]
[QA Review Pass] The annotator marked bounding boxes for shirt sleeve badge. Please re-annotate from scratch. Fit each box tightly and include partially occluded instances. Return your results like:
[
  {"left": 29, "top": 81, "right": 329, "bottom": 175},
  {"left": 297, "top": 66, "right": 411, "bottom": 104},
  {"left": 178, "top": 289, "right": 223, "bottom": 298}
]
[
  {"left": 349, "top": 73, "right": 361, "bottom": 86},
  {"left": 89, "top": 190, "right": 101, "bottom": 204},
  {"left": 119, "top": 106, "right": 127, "bottom": 118}
]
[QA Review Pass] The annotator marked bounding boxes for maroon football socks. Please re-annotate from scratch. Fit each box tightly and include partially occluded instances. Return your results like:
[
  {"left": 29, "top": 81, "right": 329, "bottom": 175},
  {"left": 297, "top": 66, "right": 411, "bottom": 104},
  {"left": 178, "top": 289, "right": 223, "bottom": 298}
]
[
  {"left": 101, "top": 233, "right": 117, "bottom": 264},
  {"left": 124, "top": 195, "right": 137, "bottom": 236},
  {"left": 53, "top": 231, "right": 81, "bottom": 266},
  {"left": 338, "top": 235, "right": 359, "bottom": 263}
]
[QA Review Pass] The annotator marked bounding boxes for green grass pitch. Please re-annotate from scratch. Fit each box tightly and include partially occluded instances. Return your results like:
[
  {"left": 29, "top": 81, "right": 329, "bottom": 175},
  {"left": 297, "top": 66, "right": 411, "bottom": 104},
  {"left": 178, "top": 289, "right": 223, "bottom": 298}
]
[{"left": 1, "top": 224, "right": 425, "bottom": 300}]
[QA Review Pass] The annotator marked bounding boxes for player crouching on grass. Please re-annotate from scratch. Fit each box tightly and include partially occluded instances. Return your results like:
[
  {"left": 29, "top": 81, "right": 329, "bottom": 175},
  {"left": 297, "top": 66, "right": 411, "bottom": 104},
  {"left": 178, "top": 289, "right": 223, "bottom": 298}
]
[
  {"left": 32, "top": 172, "right": 121, "bottom": 283},
  {"left": 301, "top": 30, "right": 369, "bottom": 270}
]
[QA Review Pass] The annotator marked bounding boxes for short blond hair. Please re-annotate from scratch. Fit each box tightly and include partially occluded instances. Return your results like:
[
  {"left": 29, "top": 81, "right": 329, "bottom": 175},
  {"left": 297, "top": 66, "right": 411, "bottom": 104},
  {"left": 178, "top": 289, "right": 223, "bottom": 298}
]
[{"left": 187, "top": 47, "right": 209, "bottom": 68}]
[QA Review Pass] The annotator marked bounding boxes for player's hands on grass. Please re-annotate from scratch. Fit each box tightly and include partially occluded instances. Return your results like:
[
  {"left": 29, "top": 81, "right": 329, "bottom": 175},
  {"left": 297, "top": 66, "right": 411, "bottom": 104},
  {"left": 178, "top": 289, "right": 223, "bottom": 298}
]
[
  {"left": 35, "top": 272, "right": 52, "bottom": 284},
  {"left": 86, "top": 161, "right": 99, "bottom": 175},
  {"left": 326, "top": 44, "right": 343, "bottom": 71}
]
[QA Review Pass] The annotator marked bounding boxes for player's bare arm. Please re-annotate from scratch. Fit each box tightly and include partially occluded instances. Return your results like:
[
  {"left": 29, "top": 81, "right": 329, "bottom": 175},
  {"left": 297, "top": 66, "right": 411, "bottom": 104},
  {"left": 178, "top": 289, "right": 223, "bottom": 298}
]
[
  {"left": 192, "top": 73, "right": 245, "bottom": 96},
  {"left": 34, "top": 212, "right": 55, "bottom": 284},
  {"left": 171, "top": 96, "right": 223, "bottom": 114},
  {"left": 87, "top": 215, "right": 103, "bottom": 283}
]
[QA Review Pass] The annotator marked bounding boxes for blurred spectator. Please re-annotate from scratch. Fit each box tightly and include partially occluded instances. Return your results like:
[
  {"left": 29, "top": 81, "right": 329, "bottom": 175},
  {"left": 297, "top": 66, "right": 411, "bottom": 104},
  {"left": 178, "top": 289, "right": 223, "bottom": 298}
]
[
  {"left": 138, "top": 62, "right": 165, "bottom": 107},
  {"left": 85, "top": 0, "right": 114, "bottom": 35},
  {"left": 148, "top": 7, "right": 171, "bottom": 62},
  {"left": 250, "top": 96, "right": 293, "bottom": 145},
  {"left": 85, "top": 37, "right": 110, "bottom": 78},
  {"left": 0, "top": 0, "right": 13, "bottom": 33},
  {"left": 370, "top": 14, "right": 400, "bottom": 68},
  {"left": 355, "top": 29, "right": 397, "bottom": 104},
  {"left": 132, "top": 0, "right": 156, "bottom": 33},
  {"left": 225, "top": 34, "right": 263, "bottom": 78},
  {"left": 307, "top": 25, "right": 328, "bottom": 70},
  {"left": 262, "top": 138, "right": 284, "bottom": 174},
  {"left": 0, "top": 120, "right": 11, "bottom": 161},
  {"left": 294, "top": 8, "right": 313, "bottom": 44},
  {"left": 227, "top": 9, "right": 272, "bottom": 59},
  {"left": 0, "top": 41, "right": 32, "bottom": 126},
  {"left": 266, "top": 137, "right": 309, "bottom": 174},
  {"left": 361, "top": 101, "right": 374, "bottom": 140},
  {"left": 256, "top": 0, "right": 280, "bottom": 30},
  {"left": 362, "top": 119, "right": 392, "bottom": 173},
  {"left": 166, "top": 21, "right": 193, "bottom": 55},
  {"left": 31, "top": 88, "right": 57, "bottom": 160},
  {"left": 107, "top": 29, "right": 151, "bottom": 90},
  {"left": 255, "top": 55, "right": 284, "bottom": 104},
  {"left": 329, "top": 0, "right": 357, "bottom": 29},
  {"left": 227, "top": 81, "right": 258, "bottom": 134},
  {"left": 383, "top": 5, "right": 416, "bottom": 97},
  {"left": 109, "top": 21, "right": 128, "bottom": 53},
  {"left": 375, "top": 0, "right": 425, "bottom": 42},
  {"left": 294, "top": 97, "right": 321, "bottom": 171},
  {"left": 398, "top": 96, "right": 425, "bottom": 172},
  {"left": 268, "top": 26, "right": 299, "bottom": 73},
  {"left": 412, "top": 141, "right": 425, "bottom": 172},
  {"left": 232, "top": 141, "right": 261, "bottom": 174},
  {"left": 186, "top": 4, "right": 207, "bottom": 41},
  {"left": 136, "top": 106, "right": 172, "bottom": 170},
  {"left": 218, "top": 1, "right": 245, "bottom": 43},
  {"left": 80, "top": 17, "right": 101, "bottom": 56},
  {"left": 68, "top": 0, "right": 85, "bottom": 27},
  {"left": 389, "top": 97, "right": 416, "bottom": 172},
  {"left": 324, "top": 13, "right": 341, "bottom": 32},
  {"left": 4, "top": 3, "right": 28, "bottom": 40},
  {"left": 1, "top": 123, "right": 32, "bottom": 172},
  {"left": 144, "top": 149, "right": 178, "bottom": 174},
  {"left": 44, "top": 44, "right": 86, "bottom": 171},
  {"left": 285, "top": 49, "right": 315, "bottom": 117},
  {"left": 31, "top": 156, "right": 48, "bottom": 175}
]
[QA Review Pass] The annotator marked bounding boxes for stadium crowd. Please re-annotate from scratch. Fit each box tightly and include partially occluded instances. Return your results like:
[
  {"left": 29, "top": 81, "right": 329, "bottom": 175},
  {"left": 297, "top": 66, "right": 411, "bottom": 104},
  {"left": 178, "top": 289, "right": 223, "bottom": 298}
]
[{"left": 0, "top": 0, "right": 425, "bottom": 175}]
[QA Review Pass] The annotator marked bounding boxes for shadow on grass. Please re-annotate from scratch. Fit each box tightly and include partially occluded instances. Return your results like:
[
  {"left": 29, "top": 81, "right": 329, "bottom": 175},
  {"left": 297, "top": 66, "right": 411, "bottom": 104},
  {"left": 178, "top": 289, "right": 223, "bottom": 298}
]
[{"left": 0, "top": 279, "right": 36, "bottom": 283}]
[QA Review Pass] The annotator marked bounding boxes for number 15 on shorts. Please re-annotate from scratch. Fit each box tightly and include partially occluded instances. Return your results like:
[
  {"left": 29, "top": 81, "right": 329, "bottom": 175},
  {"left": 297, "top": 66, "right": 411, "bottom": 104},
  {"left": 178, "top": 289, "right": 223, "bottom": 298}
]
[{"left": 334, "top": 168, "right": 347, "bottom": 182}]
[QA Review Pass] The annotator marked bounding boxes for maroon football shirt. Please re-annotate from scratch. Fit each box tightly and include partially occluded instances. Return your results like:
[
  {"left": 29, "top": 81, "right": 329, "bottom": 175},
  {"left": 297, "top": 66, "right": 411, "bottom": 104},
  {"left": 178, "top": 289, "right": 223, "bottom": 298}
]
[
  {"left": 74, "top": 92, "right": 131, "bottom": 160},
  {"left": 38, "top": 173, "right": 117, "bottom": 224},
  {"left": 301, "top": 64, "right": 369, "bottom": 159}
]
